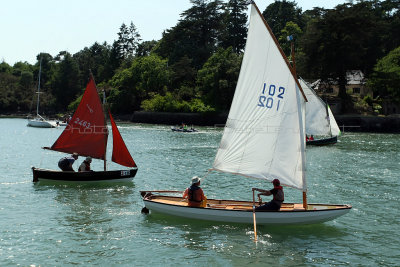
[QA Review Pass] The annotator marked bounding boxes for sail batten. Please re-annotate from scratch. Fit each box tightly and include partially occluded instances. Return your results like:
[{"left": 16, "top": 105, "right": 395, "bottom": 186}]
[
  {"left": 212, "top": 5, "right": 306, "bottom": 190},
  {"left": 48, "top": 77, "right": 108, "bottom": 160}
]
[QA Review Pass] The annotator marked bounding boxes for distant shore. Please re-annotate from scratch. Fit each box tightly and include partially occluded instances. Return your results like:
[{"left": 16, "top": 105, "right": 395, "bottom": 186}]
[{"left": 2, "top": 112, "right": 400, "bottom": 133}]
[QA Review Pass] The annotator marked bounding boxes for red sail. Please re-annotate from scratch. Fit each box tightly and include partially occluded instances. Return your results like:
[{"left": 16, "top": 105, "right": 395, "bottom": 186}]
[
  {"left": 50, "top": 77, "right": 108, "bottom": 159},
  {"left": 109, "top": 111, "right": 137, "bottom": 167}
]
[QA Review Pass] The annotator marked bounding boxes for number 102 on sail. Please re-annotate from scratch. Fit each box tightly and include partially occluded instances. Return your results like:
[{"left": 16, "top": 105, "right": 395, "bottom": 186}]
[{"left": 257, "top": 83, "right": 285, "bottom": 111}]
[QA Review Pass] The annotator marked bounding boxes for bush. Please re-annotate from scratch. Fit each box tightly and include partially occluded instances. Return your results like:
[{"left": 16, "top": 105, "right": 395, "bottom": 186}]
[{"left": 141, "top": 93, "right": 215, "bottom": 113}]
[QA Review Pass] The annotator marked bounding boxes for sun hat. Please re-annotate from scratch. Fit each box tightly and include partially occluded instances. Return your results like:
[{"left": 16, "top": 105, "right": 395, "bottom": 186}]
[{"left": 191, "top": 176, "right": 201, "bottom": 184}]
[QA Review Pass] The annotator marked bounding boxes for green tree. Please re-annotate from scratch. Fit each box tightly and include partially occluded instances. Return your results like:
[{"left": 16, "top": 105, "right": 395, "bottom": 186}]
[
  {"left": 299, "top": 2, "right": 390, "bottom": 112},
  {"left": 0, "top": 61, "right": 12, "bottom": 73},
  {"left": 154, "top": 0, "right": 224, "bottom": 69},
  {"left": 170, "top": 55, "right": 197, "bottom": 99},
  {"left": 51, "top": 52, "right": 80, "bottom": 110},
  {"left": 220, "top": 0, "right": 248, "bottom": 53},
  {"left": 73, "top": 42, "right": 112, "bottom": 85},
  {"left": 368, "top": 46, "right": 400, "bottom": 103},
  {"left": 136, "top": 40, "right": 158, "bottom": 57},
  {"left": 116, "top": 22, "right": 142, "bottom": 61},
  {"left": 278, "top": 21, "right": 302, "bottom": 58},
  {"left": 197, "top": 47, "right": 242, "bottom": 111},
  {"left": 262, "top": 0, "right": 303, "bottom": 37},
  {"left": 109, "top": 54, "right": 170, "bottom": 113}
]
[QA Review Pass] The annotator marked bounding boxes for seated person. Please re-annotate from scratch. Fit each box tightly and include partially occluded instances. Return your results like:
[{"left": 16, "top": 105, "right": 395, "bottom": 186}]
[
  {"left": 58, "top": 153, "right": 78, "bottom": 171},
  {"left": 253, "top": 179, "right": 284, "bottom": 211},
  {"left": 183, "top": 176, "right": 207, "bottom": 207},
  {"left": 78, "top": 156, "right": 93, "bottom": 172}
]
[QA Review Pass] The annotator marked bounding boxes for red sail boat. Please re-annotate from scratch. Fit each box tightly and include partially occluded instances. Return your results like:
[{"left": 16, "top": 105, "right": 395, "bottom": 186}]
[{"left": 32, "top": 76, "right": 138, "bottom": 183}]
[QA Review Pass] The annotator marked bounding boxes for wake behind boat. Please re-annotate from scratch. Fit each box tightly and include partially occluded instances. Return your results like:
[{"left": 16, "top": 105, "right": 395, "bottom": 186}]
[
  {"left": 141, "top": 2, "right": 351, "bottom": 226},
  {"left": 32, "top": 75, "right": 138, "bottom": 183}
]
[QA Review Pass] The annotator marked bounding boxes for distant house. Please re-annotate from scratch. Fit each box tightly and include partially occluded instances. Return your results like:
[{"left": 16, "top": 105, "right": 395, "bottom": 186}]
[{"left": 311, "top": 70, "right": 372, "bottom": 98}]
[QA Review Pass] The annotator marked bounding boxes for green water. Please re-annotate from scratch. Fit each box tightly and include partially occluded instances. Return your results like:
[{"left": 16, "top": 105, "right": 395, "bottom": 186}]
[{"left": 1, "top": 118, "right": 399, "bottom": 266}]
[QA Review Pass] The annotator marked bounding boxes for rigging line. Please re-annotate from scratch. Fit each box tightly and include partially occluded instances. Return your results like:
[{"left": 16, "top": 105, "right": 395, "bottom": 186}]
[
  {"left": 200, "top": 170, "right": 211, "bottom": 181},
  {"left": 39, "top": 152, "right": 45, "bottom": 167}
]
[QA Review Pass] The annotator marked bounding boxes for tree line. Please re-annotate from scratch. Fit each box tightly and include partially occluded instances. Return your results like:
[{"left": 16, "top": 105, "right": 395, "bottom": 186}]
[{"left": 0, "top": 0, "right": 399, "bottom": 116}]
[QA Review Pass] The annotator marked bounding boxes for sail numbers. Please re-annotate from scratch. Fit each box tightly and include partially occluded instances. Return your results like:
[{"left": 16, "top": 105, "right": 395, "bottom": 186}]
[
  {"left": 73, "top": 117, "right": 91, "bottom": 129},
  {"left": 257, "top": 83, "right": 285, "bottom": 111}
]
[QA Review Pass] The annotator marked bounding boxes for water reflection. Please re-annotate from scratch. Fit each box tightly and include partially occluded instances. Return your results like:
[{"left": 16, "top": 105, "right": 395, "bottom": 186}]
[{"left": 141, "top": 210, "right": 348, "bottom": 266}]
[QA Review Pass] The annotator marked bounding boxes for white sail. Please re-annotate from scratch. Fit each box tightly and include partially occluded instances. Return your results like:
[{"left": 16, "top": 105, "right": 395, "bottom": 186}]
[
  {"left": 299, "top": 78, "right": 340, "bottom": 136},
  {"left": 211, "top": 5, "right": 307, "bottom": 190}
]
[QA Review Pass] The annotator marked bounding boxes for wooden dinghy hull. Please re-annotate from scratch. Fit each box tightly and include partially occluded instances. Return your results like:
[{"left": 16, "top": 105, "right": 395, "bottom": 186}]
[
  {"left": 32, "top": 167, "right": 137, "bottom": 183},
  {"left": 306, "top": 136, "right": 338, "bottom": 146},
  {"left": 141, "top": 192, "right": 352, "bottom": 225}
]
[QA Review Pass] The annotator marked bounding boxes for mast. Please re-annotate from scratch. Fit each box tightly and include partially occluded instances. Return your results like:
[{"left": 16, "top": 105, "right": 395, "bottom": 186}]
[
  {"left": 89, "top": 71, "right": 108, "bottom": 171},
  {"left": 252, "top": 2, "right": 307, "bottom": 101},
  {"left": 325, "top": 99, "right": 333, "bottom": 137},
  {"left": 288, "top": 27, "right": 307, "bottom": 209},
  {"left": 36, "top": 56, "right": 42, "bottom": 116},
  {"left": 102, "top": 89, "right": 107, "bottom": 171}
]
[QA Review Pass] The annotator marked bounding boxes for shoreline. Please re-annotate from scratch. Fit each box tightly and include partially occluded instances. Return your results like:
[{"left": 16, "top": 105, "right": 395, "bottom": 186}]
[{"left": 2, "top": 112, "right": 400, "bottom": 133}]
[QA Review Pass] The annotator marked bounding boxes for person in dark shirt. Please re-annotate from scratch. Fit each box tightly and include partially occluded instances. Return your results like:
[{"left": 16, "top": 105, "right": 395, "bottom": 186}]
[
  {"left": 58, "top": 153, "right": 78, "bottom": 171},
  {"left": 253, "top": 179, "right": 284, "bottom": 211}
]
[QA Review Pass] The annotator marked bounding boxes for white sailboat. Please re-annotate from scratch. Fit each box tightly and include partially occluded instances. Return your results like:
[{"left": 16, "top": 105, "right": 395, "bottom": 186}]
[
  {"left": 27, "top": 57, "right": 57, "bottom": 128},
  {"left": 141, "top": 2, "right": 351, "bottom": 225},
  {"left": 299, "top": 78, "right": 341, "bottom": 145}
]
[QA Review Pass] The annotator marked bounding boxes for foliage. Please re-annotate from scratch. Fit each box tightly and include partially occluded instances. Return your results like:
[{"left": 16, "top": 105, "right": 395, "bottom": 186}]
[
  {"left": 197, "top": 47, "right": 242, "bottom": 111},
  {"left": 116, "top": 22, "right": 142, "bottom": 61},
  {"left": 0, "top": 61, "right": 12, "bottom": 73},
  {"left": 154, "top": 0, "right": 224, "bottom": 69},
  {"left": 278, "top": 21, "right": 303, "bottom": 58},
  {"left": 50, "top": 52, "right": 80, "bottom": 110},
  {"left": 136, "top": 40, "right": 158, "bottom": 57},
  {"left": 68, "top": 95, "right": 82, "bottom": 112},
  {"left": 0, "top": 0, "right": 399, "bottom": 115},
  {"left": 109, "top": 54, "right": 170, "bottom": 113},
  {"left": 262, "top": 0, "right": 303, "bottom": 37},
  {"left": 219, "top": 0, "right": 248, "bottom": 53},
  {"left": 141, "top": 92, "right": 214, "bottom": 113},
  {"left": 367, "top": 46, "right": 400, "bottom": 103}
]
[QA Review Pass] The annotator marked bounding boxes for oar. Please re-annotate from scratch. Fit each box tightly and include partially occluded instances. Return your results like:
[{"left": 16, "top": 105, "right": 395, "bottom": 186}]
[{"left": 252, "top": 188, "right": 258, "bottom": 242}]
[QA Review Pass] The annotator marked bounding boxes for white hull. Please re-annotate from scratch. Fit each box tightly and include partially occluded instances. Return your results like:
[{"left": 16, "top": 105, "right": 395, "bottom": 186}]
[
  {"left": 142, "top": 194, "right": 351, "bottom": 225},
  {"left": 27, "top": 118, "right": 56, "bottom": 128}
]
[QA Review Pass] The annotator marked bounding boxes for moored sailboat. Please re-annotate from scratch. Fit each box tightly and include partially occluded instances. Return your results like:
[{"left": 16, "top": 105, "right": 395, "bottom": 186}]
[
  {"left": 27, "top": 56, "right": 57, "bottom": 128},
  {"left": 299, "top": 78, "right": 341, "bottom": 146},
  {"left": 141, "top": 2, "right": 351, "bottom": 225},
  {"left": 32, "top": 75, "right": 138, "bottom": 183}
]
